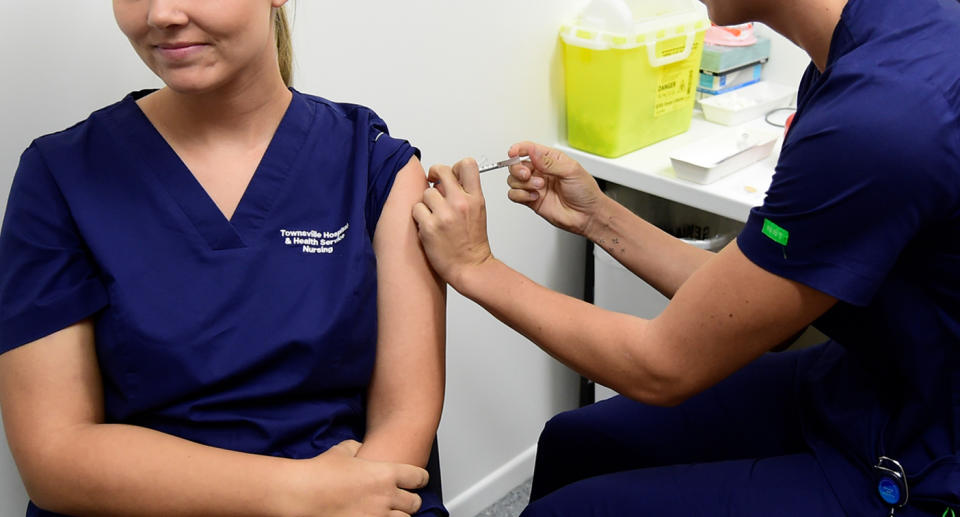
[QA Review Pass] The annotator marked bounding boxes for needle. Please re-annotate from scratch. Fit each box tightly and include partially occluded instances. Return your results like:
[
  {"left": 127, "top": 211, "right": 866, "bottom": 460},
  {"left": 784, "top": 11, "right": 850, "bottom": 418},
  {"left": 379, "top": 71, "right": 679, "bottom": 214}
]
[{"left": 478, "top": 156, "right": 524, "bottom": 173}]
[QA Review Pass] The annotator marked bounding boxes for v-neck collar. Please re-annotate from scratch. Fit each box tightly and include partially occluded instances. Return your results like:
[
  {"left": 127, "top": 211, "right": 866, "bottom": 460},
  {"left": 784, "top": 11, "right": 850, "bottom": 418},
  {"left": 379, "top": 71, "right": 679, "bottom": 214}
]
[{"left": 111, "top": 88, "right": 315, "bottom": 251}]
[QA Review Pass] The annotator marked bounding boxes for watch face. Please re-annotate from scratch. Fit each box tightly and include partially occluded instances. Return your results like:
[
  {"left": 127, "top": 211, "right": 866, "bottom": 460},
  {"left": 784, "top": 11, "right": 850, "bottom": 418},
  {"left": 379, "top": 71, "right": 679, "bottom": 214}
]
[{"left": 878, "top": 477, "right": 902, "bottom": 505}]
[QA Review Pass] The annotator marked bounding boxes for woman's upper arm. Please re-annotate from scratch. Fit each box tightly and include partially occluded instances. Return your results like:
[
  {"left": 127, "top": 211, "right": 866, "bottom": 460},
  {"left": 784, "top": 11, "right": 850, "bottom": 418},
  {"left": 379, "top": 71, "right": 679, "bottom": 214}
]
[
  {"left": 369, "top": 156, "right": 446, "bottom": 421},
  {"left": 634, "top": 240, "right": 837, "bottom": 405},
  {"left": 0, "top": 320, "right": 103, "bottom": 485}
]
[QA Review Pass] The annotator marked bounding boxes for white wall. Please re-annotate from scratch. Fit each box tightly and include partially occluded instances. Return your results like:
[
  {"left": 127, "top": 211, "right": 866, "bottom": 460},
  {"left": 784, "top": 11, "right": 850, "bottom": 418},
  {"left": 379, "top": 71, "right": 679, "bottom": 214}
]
[{"left": 0, "top": 2, "right": 586, "bottom": 516}]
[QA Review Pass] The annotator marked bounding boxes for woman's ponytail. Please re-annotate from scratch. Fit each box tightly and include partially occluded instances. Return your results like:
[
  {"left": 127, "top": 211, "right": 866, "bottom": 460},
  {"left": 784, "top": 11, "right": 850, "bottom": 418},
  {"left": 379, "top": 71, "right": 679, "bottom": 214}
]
[{"left": 275, "top": 6, "right": 293, "bottom": 87}]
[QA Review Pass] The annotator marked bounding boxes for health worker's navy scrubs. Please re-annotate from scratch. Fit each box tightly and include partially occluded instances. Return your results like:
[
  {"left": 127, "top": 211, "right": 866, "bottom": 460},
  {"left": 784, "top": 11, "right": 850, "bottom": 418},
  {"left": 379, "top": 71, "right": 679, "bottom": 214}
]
[
  {"left": 0, "top": 89, "right": 446, "bottom": 516},
  {"left": 524, "top": 0, "right": 960, "bottom": 515},
  {"left": 740, "top": 0, "right": 960, "bottom": 510}
]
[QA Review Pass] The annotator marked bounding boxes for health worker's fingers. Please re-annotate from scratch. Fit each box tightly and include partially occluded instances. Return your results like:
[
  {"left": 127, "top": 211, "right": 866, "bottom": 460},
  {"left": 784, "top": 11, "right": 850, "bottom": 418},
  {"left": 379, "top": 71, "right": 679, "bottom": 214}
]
[
  {"left": 426, "top": 165, "right": 452, "bottom": 197},
  {"left": 395, "top": 464, "right": 430, "bottom": 490},
  {"left": 392, "top": 489, "right": 423, "bottom": 515},
  {"left": 507, "top": 160, "right": 534, "bottom": 182},
  {"left": 507, "top": 142, "right": 537, "bottom": 182},
  {"left": 426, "top": 164, "right": 447, "bottom": 185},
  {"left": 508, "top": 141, "right": 582, "bottom": 179},
  {"left": 505, "top": 170, "right": 544, "bottom": 205},
  {"left": 506, "top": 172, "right": 545, "bottom": 192},
  {"left": 430, "top": 165, "right": 466, "bottom": 201},
  {"left": 452, "top": 158, "right": 482, "bottom": 195},
  {"left": 420, "top": 187, "right": 446, "bottom": 214},
  {"left": 508, "top": 188, "right": 539, "bottom": 204},
  {"left": 507, "top": 141, "right": 534, "bottom": 159},
  {"left": 412, "top": 202, "right": 433, "bottom": 227}
]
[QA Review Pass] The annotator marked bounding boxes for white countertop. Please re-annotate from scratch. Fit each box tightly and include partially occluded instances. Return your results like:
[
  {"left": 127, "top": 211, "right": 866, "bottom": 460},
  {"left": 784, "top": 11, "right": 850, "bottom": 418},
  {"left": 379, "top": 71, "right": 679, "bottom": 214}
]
[{"left": 558, "top": 113, "right": 784, "bottom": 223}]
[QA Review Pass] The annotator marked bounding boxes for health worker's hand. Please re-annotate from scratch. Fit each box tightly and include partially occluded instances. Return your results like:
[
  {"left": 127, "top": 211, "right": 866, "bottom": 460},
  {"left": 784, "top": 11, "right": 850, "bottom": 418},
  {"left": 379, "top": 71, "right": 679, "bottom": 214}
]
[
  {"left": 412, "top": 158, "right": 493, "bottom": 290},
  {"left": 283, "top": 439, "right": 428, "bottom": 517},
  {"left": 506, "top": 142, "right": 604, "bottom": 236}
]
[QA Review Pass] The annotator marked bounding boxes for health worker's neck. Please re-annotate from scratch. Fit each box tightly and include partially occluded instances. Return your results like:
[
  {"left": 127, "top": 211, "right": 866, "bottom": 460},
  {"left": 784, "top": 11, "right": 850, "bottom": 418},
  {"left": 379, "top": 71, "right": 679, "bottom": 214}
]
[{"left": 763, "top": 0, "right": 848, "bottom": 72}]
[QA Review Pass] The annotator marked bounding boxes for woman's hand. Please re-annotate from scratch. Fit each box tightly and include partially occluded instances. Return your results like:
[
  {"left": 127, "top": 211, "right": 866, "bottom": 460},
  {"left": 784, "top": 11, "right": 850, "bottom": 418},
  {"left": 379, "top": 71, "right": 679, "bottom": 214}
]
[
  {"left": 505, "top": 142, "right": 605, "bottom": 236},
  {"left": 412, "top": 159, "right": 493, "bottom": 290},
  {"left": 283, "top": 440, "right": 428, "bottom": 517}
]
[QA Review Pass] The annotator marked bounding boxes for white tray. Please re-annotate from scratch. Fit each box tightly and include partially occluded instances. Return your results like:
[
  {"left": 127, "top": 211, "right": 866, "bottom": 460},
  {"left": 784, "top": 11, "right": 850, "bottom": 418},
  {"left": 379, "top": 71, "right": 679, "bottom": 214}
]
[
  {"left": 700, "top": 81, "right": 794, "bottom": 126},
  {"left": 669, "top": 127, "right": 781, "bottom": 184}
]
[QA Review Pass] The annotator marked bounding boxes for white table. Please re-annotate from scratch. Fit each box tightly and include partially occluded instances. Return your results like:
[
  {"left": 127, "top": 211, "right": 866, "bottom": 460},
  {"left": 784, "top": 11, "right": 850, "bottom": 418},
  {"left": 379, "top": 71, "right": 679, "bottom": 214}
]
[{"left": 558, "top": 113, "right": 784, "bottom": 224}]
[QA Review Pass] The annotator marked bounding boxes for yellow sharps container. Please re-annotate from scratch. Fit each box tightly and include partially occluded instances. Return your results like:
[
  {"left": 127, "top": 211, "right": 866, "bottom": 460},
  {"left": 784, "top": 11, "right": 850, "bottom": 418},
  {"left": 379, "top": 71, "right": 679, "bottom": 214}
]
[{"left": 562, "top": 0, "right": 709, "bottom": 157}]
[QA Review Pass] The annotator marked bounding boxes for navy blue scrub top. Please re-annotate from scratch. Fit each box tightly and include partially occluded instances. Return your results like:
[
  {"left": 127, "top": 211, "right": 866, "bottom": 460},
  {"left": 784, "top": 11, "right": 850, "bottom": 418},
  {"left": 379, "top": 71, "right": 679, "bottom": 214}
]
[
  {"left": 0, "top": 89, "right": 444, "bottom": 515},
  {"left": 737, "top": 0, "right": 960, "bottom": 509}
]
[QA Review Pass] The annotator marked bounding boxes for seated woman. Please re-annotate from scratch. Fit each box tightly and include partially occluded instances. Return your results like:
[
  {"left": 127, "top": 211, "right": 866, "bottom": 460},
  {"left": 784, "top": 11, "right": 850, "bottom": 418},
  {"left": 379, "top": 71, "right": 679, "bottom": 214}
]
[{"left": 0, "top": 2, "right": 446, "bottom": 516}]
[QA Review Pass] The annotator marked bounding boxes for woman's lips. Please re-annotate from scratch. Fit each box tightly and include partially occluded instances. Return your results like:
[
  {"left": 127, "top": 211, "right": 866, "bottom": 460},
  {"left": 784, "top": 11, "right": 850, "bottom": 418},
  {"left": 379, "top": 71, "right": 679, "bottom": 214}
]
[{"left": 155, "top": 43, "right": 208, "bottom": 61}]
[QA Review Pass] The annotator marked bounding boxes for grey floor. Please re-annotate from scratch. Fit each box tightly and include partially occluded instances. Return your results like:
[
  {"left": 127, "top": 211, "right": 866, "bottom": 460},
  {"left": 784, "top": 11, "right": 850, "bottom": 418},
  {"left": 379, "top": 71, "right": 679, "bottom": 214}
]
[{"left": 473, "top": 478, "right": 533, "bottom": 517}]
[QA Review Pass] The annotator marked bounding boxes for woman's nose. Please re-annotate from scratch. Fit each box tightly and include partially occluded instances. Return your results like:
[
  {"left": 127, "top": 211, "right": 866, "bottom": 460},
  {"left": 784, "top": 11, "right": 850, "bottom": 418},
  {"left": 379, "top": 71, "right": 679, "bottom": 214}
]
[{"left": 145, "top": 0, "right": 189, "bottom": 30}]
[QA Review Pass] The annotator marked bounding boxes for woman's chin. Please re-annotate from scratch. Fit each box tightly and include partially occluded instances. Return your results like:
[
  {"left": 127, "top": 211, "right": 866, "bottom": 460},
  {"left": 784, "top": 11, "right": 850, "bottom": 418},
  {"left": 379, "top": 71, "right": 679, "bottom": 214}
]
[{"left": 156, "top": 72, "right": 224, "bottom": 96}]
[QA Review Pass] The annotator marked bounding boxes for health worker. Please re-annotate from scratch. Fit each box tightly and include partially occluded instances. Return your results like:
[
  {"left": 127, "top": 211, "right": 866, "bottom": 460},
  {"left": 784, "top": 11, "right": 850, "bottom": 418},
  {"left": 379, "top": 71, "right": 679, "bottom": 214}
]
[
  {"left": 413, "top": 0, "right": 960, "bottom": 514},
  {"left": 0, "top": 2, "right": 446, "bottom": 516}
]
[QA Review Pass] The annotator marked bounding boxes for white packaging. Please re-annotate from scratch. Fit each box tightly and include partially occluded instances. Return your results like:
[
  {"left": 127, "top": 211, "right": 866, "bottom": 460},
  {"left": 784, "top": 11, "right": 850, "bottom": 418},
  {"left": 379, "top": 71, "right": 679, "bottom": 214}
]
[
  {"left": 699, "top": 81, "right": 794, "bottom": 126},
  {"left": 669, "top": 127, "right": 781, "bottom": 184}
]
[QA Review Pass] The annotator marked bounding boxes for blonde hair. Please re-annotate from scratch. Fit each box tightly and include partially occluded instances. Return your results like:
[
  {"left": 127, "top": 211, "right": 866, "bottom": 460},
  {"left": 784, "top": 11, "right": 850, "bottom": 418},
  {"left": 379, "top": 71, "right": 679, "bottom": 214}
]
[{"left": 275, "top": 5, "right": 294, "bottom": 87}]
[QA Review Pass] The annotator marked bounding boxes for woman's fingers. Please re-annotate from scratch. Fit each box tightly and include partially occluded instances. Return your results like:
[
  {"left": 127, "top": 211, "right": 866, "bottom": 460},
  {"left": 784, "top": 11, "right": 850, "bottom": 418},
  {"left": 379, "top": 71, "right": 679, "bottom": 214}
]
[
  {"left": 394, "top": 464, "right": 429, "bottom": 490},
  {"left": 391, "top": 488, "right": 423, "bottom": 515}
]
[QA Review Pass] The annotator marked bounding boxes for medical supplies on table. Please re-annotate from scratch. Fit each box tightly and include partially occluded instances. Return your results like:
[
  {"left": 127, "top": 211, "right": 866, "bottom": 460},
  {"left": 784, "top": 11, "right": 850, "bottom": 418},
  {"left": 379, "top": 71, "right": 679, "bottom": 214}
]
[
  {"left": 699, "top": 81, "right": 794, "bottom": 126},
  {"left": 698, "top": 61, "right": 764, "bottom": 95},
  {"left": 669, "top": 125, "right": 781, "bottom": 184},
  {"left": 697, "top": 29, "right": 771, "bottom": 99}
]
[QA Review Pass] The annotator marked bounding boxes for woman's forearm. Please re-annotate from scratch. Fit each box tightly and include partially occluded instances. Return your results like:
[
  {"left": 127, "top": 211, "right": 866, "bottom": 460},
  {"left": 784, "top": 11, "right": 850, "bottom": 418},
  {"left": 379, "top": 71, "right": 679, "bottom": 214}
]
[
  {"left": 357, "top": 409, "right": 441, "bottom": 468},
  {"left": 584, "top": 195, "right": 713, "bottom": 299},
  {"left": 22, "top": 422, "right": 297, "bottom": 517}
]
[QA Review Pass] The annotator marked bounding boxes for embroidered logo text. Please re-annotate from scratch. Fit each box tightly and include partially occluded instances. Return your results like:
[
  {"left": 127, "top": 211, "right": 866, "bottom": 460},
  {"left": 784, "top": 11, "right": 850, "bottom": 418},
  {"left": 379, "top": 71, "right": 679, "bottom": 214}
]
[{"left": 281, "top": 223, "right": 349, "bottom": 255}]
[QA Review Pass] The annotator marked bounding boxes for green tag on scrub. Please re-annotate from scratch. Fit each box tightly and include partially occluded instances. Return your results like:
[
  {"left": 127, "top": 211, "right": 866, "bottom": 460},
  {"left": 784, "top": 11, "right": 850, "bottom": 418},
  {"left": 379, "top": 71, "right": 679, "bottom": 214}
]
[{"left": 762, "top": 218, "right": 789, "bottom": 246}]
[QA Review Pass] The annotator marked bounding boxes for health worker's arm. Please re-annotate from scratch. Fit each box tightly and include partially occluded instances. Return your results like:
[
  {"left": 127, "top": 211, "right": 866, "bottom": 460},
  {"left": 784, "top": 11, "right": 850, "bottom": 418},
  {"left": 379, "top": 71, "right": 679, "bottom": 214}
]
[
  {"left": 0, "top": 322, "right": 427, "bottom": 516},
  {"left": 504, "top": 142, "right": 714, "bottom": 300},
  {"left": 414, "top": 157, "right": 837, "bottom": 406},
  {"left": 360, "top": 156, "right": 446, "bottom": 468}
]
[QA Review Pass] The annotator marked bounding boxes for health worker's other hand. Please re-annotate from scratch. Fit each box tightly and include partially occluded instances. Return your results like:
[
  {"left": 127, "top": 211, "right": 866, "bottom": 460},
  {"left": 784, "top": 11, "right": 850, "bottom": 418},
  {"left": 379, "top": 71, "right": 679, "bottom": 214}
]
[
  {"left": 506, "top": 142, "right": 604, "bottom": 236},
  {"left": 412, "top": 158, "right": 493, "bottom": 290},
  {"left": 284, "top": 439, "right": 428, "bottom": 517}
]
